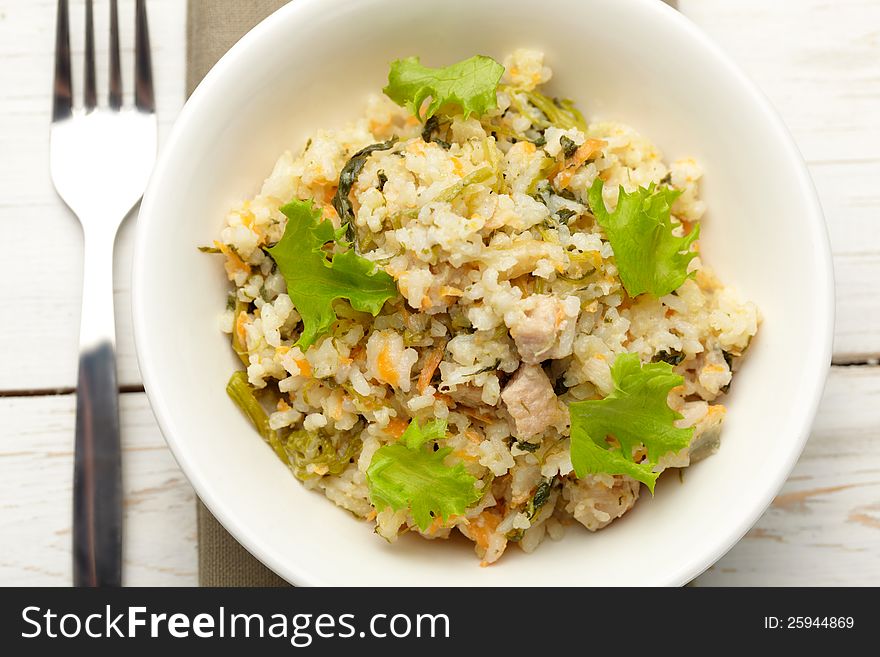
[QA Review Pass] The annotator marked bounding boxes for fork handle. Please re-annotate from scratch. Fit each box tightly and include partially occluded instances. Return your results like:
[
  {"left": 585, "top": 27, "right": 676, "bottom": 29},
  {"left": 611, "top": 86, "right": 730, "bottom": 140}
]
[{"left": 73, "top": 229, "right": 122, "bottom": 587}]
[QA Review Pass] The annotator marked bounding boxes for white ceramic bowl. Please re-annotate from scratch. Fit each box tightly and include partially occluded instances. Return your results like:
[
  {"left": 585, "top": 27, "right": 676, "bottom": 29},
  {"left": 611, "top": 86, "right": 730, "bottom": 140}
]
[{"left": 133, "top": 0, "right": 834, "bottom": 585}]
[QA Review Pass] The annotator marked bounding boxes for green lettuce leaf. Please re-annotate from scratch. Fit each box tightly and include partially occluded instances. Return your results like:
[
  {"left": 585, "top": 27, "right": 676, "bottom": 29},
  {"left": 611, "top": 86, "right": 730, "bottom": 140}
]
[
  {"left": 366, "top": 419, "right": 481, "bottom": 530},
  {"left": 266, "top": 200, "right": 398, "bottom": 349},
  {"left": 588, "top": 178, "right": 700, "bottom": 298},
  {"left": 568, "top": 353, "right": 693, "bottom": 493},
  {"left": 384, "top": 55, "right": 504, "bottom": 122}
]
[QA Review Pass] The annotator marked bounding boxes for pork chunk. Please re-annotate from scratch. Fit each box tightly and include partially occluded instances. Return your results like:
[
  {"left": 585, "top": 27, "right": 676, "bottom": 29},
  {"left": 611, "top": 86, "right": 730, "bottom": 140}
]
[
  {"left": 563, "top": 475, "right": 640, "bottom": 531},
  {"left": 500, "top": 364, "right": 565, "bottom": 439},
  {"left": 507, "top": 295, "right": 579, "bottom": 363}
]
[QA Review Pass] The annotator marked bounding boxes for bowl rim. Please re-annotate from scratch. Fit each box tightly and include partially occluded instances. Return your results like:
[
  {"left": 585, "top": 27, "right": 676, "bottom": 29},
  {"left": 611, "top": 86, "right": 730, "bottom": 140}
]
[{"left": 132, "top": 0, "right": 835, "bottom": 586}]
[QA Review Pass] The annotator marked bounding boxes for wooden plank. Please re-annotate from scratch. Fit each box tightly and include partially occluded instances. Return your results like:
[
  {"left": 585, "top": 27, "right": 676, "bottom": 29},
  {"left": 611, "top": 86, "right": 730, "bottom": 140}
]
[
  {"left": 697, "top": 366, "right": 880, "bottom": 585},
  {"left": 683, "top": 0, "right": 880, "bottom": 359},
  {"left": 0, "top": 367, "right": 875, "bottom": 586},
  {"left": 0, "top": 392, "right": 197, "bottom": 586},
  {"left": 0, "top": 0, "right": 186, "bottom": 390}
]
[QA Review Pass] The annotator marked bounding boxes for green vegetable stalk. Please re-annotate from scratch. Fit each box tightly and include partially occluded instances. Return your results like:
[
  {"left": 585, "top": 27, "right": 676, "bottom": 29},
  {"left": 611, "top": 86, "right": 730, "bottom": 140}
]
[
  {"left": 285, "top": 430, "right": 362, "bottom": 482},
  {"left": 226, "top": 371, "right": 288, "bottom": 463},
  {"left": 231, "top": 299, "right": 250, "bottom": 366},
  {"left": 433, "top": 166, "right": 493, "bottom": 203},
  {"left": 524, "top": 90, "right": 587, "bottom": 131}
]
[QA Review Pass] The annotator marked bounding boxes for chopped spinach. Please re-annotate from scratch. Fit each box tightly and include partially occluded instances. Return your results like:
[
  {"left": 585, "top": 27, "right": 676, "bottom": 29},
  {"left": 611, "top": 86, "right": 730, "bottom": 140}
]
[
  {"left": 508, "top": 477, "right": 555, "bottom": 541},
  {"left": 556, "top": 208, "right": 578, "bottom": 223},
  {"left": 560, "top": 135, "right": 578, "bottom": 159},
  {"left": 332, "top": 137, "right": 398, "bottom": 248},
  {"left": 722, "top": 350, "right": 735, "bottom": 370},
  {"left": 720, "top": 351, "right": 735, "bottom": 393},
  {"left": 515, "top": 440, "right": 540, "bottom": 453},
  {"left": 421, "top": 115, "right": 452, "bottom": 149},
  {"left": 653, "top": 349, "right": 685, "bottom": 366},
  {"left": 530, "top": 479, "right": 552, "bottom": 514},
  {"left": 552, "top": 374, "right": 568, "bottom": 396},
  {"left": 377, "top": 170, "right": 388, "bottom": 192},
  {"left": 557, "top": 188, "right": 577, "bottom": 202},
  {"left": 532, "top": 133, "right": 547, "bottom": 148},
  {"left": 660, "top": 172, "right": 672, "bottom": 185}
]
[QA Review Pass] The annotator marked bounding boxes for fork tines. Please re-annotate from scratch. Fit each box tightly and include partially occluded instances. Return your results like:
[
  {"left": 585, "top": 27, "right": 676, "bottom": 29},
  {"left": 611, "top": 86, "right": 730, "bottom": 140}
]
[{"left": 53, "top": 0, "right": 154, "bottom": 117}]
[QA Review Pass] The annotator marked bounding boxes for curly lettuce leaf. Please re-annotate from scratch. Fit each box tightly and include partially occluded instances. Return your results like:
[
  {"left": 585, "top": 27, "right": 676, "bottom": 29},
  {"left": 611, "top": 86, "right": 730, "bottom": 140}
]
[
  {"left": 366, "top": 419, "right": 481, "bottom": 530},
  {"left": 568, "top": 353, "right": 693, "bottom": 493},
  {"left": 588, "top": 179, "right": 700, "bottom": 298},
  {"left": 266, "top": 200, "right": 397, "bottom": 349},
  {"left": 384, "top": 55, "right": 504, "bottom": 122}
]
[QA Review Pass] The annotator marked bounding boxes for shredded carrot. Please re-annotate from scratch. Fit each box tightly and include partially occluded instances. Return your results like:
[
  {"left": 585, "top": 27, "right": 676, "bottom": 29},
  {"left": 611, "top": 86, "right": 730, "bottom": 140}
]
[
  {"left": 329, "top": 391, "right": 344, "bottom": 420},
  {"left": 464, "top": 429, "right": 483, "bottom": 443},
  {"left": 708, "top": 404, "right": 727, "bottom": 418},
  {"left": 376, "top": 341, "right": 399, "bottom": 387},
  {"left": 295, "top": 359, "right": 312, "bottom": 377},
  {"left": 365, "top": 509, "right": 377, "bottom": 521},
  {"left": 385, "top": 417, "right": 409, "bottom": 439},
  {"left": 276, "top": 397, "right": 291, "bottom": 412},
  {"left": 469, "top": 511, "right": 502, "bottom": 553},
  {"left": 349, "top": 345, "right": 366, "bottom": 363},
  {"left": 235, "top": 310, "right": 248, "bottom": 344},
  {"left": 215, "top": 240, "right": 251, "bottom": 279},
  {"left": 321, "top": 201, "right": 338, "bottom": 222},
  {"left": 426, "top": 513, "right": 459, "bottom": 535},
  {"left": 418, "top": 346, "right": 445, "bottom": 393},
  {"left": 553, "top": 138, "right": 607, "bottom": 189},
  {"left": 439, "top": 286, "right": 464, "bottom": 298},
  {"left": 433, "top": 392, "right": 454, "bottom": 408}
]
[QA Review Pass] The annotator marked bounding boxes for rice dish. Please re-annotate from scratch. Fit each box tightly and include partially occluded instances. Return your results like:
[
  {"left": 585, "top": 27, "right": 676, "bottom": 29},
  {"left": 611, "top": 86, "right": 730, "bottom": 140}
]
[{"left": 209, "top": 49, "right": 759, "bottom": 565}]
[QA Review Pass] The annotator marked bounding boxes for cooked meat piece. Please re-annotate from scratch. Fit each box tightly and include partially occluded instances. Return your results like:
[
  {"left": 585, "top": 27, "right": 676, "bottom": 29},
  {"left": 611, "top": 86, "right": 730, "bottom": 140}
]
[
  {"left": 563, "top": 475, "right": 640, "bottom": 531},
  {"left": 658, "top": 401, "right": 727, "bottom": 469},
  {"left": 507, "top": 295, "right": 579, "bottom": 363},
  {"left": 500, "top": 364, "right": 565, "bottom": 439},
  {"left": 687, "top": 403, "right": 726, "bottom": 463},
  {"left": 490, "top": 241, "right": 557, "bottom": 279},
  {"left": 447, "top": 383, "right": 485, "bottom": 407}
]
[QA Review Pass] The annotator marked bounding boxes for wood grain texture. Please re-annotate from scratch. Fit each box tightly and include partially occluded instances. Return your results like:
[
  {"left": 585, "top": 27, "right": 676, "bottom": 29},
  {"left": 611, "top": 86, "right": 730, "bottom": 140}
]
[
  {"left": 0, "top": 0, "right": 878, "bottom": 586},
  {"left": 696, "top": 367, "right": 880, "bottom": 585},
  {"left": 681, "top": 0, "right": 880, "bottom": 359},
  {"left": 0, "top": 0, "right": 186, "bottom": 390},
  {"left": 0, "top": 369, "right": 875, "bottom": 586},
  {"left": 0, "top": 393, "right": 197, "bottom": 586}
]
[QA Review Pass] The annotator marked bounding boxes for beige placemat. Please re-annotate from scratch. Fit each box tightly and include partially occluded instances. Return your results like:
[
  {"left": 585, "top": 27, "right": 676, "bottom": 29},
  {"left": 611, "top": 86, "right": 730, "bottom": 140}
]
[{"left": 188, "top": 0, "right": 291, "bottom": 588}]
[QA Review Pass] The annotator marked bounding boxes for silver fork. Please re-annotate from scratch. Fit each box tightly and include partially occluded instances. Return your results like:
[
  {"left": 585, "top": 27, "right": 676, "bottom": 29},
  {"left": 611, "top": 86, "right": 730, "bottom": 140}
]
[{"left": 50, "top": 0, "right": 156, "bottom": 587}]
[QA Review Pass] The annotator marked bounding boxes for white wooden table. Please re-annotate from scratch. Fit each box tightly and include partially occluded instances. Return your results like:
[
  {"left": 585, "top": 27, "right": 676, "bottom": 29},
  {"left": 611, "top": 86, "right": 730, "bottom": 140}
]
[{"left": 1, "top": 0, "right": 878, "bottom": 586}]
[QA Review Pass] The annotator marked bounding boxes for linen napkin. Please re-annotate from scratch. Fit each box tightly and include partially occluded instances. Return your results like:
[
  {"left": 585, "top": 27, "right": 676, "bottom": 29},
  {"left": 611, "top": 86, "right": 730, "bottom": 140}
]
[{"left": 187, "top": 0, "right": 291, "bottom": 588}]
